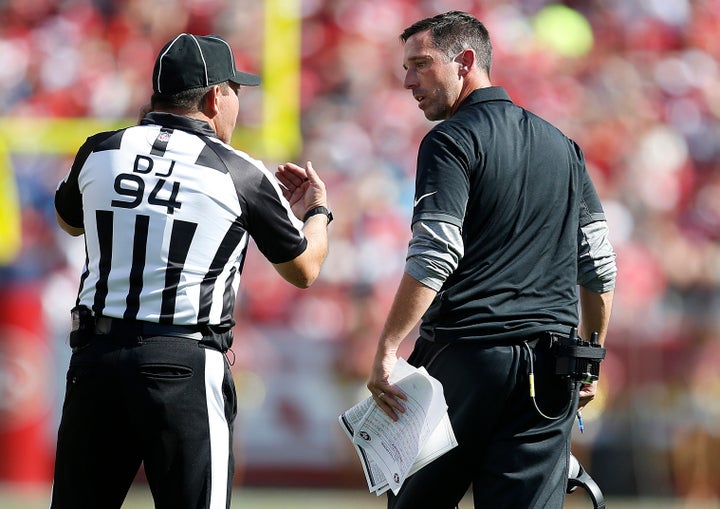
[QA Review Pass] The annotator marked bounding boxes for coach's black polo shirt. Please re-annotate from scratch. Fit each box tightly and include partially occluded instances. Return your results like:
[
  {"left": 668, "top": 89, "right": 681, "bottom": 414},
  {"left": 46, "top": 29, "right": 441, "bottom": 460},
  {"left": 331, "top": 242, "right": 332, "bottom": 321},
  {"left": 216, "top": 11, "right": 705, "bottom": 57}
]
[{"left": 413, "top": 87, "right": 606, "bottom": 343}]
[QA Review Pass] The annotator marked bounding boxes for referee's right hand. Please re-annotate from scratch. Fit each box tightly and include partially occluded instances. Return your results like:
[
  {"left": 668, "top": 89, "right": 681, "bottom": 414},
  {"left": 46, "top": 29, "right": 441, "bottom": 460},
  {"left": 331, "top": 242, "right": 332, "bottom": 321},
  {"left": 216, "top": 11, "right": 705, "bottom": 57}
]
[
  {"left": 276, "top": 161, "right": 328, "bottom": 221},
  {"left": 273, "top": 160, "right": 330, "bottom": 289}
]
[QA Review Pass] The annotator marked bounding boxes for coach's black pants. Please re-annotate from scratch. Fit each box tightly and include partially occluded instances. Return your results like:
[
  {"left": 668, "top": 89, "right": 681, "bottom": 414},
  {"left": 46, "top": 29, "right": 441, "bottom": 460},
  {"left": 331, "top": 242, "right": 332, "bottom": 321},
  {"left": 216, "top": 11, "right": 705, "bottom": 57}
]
[
  {"left": 388, "top": 337, "right": 579, "bottom": 509},
  {"left": 50, "top": 333, "right": 236, "bottom": 509}
]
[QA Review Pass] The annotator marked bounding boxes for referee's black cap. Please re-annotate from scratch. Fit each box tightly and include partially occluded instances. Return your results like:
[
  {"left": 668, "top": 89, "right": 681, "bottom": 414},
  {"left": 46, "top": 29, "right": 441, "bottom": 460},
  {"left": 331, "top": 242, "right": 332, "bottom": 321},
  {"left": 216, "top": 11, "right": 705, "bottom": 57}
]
[{"left": 153, "top": 33, "right": 261, "bottom": 94}]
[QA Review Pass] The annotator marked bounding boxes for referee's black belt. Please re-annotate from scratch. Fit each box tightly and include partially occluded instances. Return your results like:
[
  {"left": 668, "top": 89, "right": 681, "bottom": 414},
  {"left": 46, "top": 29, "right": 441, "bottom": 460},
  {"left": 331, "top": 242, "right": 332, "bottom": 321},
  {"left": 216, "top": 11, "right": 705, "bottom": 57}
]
[{"left": 95, "top": 316, "right": 203, "bottom": 340}]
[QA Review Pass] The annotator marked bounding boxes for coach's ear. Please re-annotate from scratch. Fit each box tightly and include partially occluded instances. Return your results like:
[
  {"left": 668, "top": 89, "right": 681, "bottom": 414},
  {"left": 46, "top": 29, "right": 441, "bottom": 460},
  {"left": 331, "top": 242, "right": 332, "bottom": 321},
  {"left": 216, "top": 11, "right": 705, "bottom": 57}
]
[{"left": 456, "top": 48, "right": 476, "bottom": 77}]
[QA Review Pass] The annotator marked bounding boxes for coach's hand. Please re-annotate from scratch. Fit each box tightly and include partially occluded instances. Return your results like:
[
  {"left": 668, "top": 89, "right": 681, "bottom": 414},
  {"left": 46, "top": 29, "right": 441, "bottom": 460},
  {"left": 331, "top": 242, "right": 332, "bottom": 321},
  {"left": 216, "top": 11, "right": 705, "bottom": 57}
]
[
  {"left": 578, "top": 381, "right": 597, "bottom": 411},
  {"left": 367, "top": 350, "right": 407, "bottom": 422}
]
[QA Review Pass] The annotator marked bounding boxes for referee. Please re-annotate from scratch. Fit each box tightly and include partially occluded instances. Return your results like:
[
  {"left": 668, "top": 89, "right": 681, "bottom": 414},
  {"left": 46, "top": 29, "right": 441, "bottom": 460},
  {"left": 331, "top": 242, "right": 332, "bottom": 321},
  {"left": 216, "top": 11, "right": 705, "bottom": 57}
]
[{"left": 51, "top": 34, "right": 331, "bottom": 509}]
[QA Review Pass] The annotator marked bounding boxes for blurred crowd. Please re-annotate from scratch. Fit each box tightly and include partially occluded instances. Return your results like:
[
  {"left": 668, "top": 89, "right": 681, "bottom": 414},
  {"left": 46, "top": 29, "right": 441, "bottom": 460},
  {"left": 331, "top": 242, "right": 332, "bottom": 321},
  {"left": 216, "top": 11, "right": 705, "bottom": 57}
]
[{"left": 1, "top": 0, "right": 719, "bottom": 500}]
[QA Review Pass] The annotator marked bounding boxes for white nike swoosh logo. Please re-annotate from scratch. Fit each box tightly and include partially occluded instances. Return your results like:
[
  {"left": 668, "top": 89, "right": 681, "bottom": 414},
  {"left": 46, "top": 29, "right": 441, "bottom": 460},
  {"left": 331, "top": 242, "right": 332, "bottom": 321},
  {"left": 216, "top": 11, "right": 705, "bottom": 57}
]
[{"left": 414, "top": 191, "right": 437, "bottom": 207}]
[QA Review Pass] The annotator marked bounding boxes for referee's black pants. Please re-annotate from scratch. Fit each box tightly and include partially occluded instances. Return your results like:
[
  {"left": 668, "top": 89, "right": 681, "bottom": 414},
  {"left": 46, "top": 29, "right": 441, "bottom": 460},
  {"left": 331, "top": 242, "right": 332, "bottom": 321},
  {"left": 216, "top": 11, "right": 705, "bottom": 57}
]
[
  {"left": 50, "top": 333, "right": 236, "bottom": 509},
  {"left": 388, "top": 336, "right": 579, "bottom": 509}
]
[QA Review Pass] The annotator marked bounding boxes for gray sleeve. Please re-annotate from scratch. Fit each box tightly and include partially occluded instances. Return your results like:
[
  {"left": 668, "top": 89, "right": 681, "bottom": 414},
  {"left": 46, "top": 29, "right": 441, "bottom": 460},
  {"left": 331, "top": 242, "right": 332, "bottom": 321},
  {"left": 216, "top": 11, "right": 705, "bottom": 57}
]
[
  {"left": 578, "top": 220, "right": 617, "bottom": 292},
  {"left": 404, "top": 220, "right": 464, "bottom": 291}
]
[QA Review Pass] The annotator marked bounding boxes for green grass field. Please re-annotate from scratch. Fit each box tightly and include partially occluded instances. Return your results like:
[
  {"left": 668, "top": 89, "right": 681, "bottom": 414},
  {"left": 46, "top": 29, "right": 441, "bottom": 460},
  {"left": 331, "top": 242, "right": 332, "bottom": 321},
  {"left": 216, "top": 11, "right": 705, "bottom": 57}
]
[{"left": 1, "top": 484, "right": 719, "bottom": 509}]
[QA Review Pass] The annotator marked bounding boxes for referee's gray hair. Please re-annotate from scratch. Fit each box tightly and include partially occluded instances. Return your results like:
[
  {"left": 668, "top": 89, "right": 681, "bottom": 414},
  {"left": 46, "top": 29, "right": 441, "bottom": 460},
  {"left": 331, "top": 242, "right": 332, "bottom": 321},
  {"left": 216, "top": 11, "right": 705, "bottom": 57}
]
[{"left": 152, "top": 81, "right": 230, "bottom": 112}]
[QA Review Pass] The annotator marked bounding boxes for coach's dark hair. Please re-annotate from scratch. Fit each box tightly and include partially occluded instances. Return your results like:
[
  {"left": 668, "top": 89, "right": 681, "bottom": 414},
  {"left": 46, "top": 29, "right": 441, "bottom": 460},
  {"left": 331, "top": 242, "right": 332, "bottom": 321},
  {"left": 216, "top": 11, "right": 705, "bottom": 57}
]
[
  {"left": 401, "top": 11, "right": 492, "bottom": 75},
  {"left": 151, "top": 81, "right": 231, "bottom": 112}
]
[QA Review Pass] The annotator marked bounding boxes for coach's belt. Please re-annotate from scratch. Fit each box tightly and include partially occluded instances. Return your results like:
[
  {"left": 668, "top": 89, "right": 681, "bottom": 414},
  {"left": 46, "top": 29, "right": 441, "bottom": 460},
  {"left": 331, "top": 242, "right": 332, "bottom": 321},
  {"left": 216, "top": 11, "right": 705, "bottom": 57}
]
[{"left": 95, "top": 316, "right": 203, "bottom": 340}]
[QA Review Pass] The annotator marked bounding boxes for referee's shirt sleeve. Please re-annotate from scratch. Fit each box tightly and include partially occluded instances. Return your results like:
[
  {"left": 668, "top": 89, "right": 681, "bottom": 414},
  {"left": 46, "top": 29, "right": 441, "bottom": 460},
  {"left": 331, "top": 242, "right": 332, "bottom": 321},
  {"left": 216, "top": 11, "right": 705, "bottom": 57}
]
[
  {"left": 243, "top": 168, "right": 308, "bottom": 264},
  {"left": 55, "top": 136, "right": 98, "bottom": 229}
]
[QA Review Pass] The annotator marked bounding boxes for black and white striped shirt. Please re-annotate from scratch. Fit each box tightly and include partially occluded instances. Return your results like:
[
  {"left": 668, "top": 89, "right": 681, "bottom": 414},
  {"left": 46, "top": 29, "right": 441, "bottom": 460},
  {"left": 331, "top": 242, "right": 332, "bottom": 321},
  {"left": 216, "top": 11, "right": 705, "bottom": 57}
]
[{"left": 55, "top": 112, "right": 307, "bottom": 329}]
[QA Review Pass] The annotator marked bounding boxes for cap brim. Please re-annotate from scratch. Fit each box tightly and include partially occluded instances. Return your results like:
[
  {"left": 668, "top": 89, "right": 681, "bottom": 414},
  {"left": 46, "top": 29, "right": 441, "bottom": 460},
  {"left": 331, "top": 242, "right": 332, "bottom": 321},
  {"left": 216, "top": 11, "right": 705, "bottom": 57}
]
[{"left": 231, "top": 71, "right": 261, "bottom": 87}]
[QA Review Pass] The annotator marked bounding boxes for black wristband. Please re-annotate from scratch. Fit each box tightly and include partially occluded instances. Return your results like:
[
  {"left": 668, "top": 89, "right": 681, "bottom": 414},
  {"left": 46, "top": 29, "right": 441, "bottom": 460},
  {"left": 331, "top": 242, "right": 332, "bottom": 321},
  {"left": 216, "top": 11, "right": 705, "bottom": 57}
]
[{"left": 303, "top": 206, "right": 333, "bottom": 224}]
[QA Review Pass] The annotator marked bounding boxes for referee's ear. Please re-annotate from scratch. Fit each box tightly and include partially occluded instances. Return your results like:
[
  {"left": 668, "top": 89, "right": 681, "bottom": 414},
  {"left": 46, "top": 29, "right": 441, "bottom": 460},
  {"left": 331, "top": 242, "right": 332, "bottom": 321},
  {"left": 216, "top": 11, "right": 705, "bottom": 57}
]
[{"left": 202, "top": 85, "right": 223, "bottom": 117}]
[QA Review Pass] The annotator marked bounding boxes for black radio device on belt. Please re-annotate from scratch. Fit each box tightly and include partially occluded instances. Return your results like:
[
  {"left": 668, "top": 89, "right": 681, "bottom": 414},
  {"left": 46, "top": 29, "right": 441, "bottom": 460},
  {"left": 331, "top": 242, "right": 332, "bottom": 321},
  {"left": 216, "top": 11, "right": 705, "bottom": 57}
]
[
  {"left": 70, "top": 305, "right": 95, "bottom": 348},
  {"left": 551, "top": 327, "right": 606, "bottom": 383}
]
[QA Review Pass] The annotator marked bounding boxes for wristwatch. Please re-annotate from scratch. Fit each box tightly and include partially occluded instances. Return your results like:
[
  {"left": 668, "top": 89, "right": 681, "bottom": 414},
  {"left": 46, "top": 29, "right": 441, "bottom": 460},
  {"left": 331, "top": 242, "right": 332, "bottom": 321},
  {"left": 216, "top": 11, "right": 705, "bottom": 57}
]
[{"left": 303, "top": 206, "right": 333, "bottom": 225}]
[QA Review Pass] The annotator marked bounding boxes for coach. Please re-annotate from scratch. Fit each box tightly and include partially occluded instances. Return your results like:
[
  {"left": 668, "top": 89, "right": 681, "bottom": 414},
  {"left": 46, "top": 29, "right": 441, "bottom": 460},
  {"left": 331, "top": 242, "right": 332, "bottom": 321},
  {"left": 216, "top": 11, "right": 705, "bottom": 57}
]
[
  {"left": 367, "top": 11, "right": 616, "bottom": 509},
  {"left": 52, "top": 33, "right": 331, "bottom": 509}
]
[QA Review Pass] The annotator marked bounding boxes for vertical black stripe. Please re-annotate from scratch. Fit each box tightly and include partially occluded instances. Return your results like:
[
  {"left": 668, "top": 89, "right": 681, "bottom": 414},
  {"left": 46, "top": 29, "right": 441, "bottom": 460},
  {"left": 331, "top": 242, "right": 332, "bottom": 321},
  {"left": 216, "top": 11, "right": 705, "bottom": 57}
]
[
  {"left": 197, "top": 219, "right": 247, "bottom": 324},
  {"left": 150, "top": 127, "right": 173, "bottom": 156},
  {"left": 160, "top": 220, "right": 197, "bottom": 323},
  {"left": 124, "top": 215, "right": 149, "bottom": 320},
  {"left": 221, "top": 265, "right": 238, "bottom": 326},
  {"left": 93, "top": 210, "right": 114, "bottom": 315},
  {"left": 76, "top": 245, "right": 91, "bottom": 307}
]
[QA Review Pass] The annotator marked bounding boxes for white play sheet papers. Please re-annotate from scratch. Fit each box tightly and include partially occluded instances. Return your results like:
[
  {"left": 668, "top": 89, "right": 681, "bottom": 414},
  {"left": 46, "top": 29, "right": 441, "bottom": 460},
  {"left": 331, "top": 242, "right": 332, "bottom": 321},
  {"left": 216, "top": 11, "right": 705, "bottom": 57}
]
[{"left": 339, "top": 358, "right": 458, "bottom": 495}]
